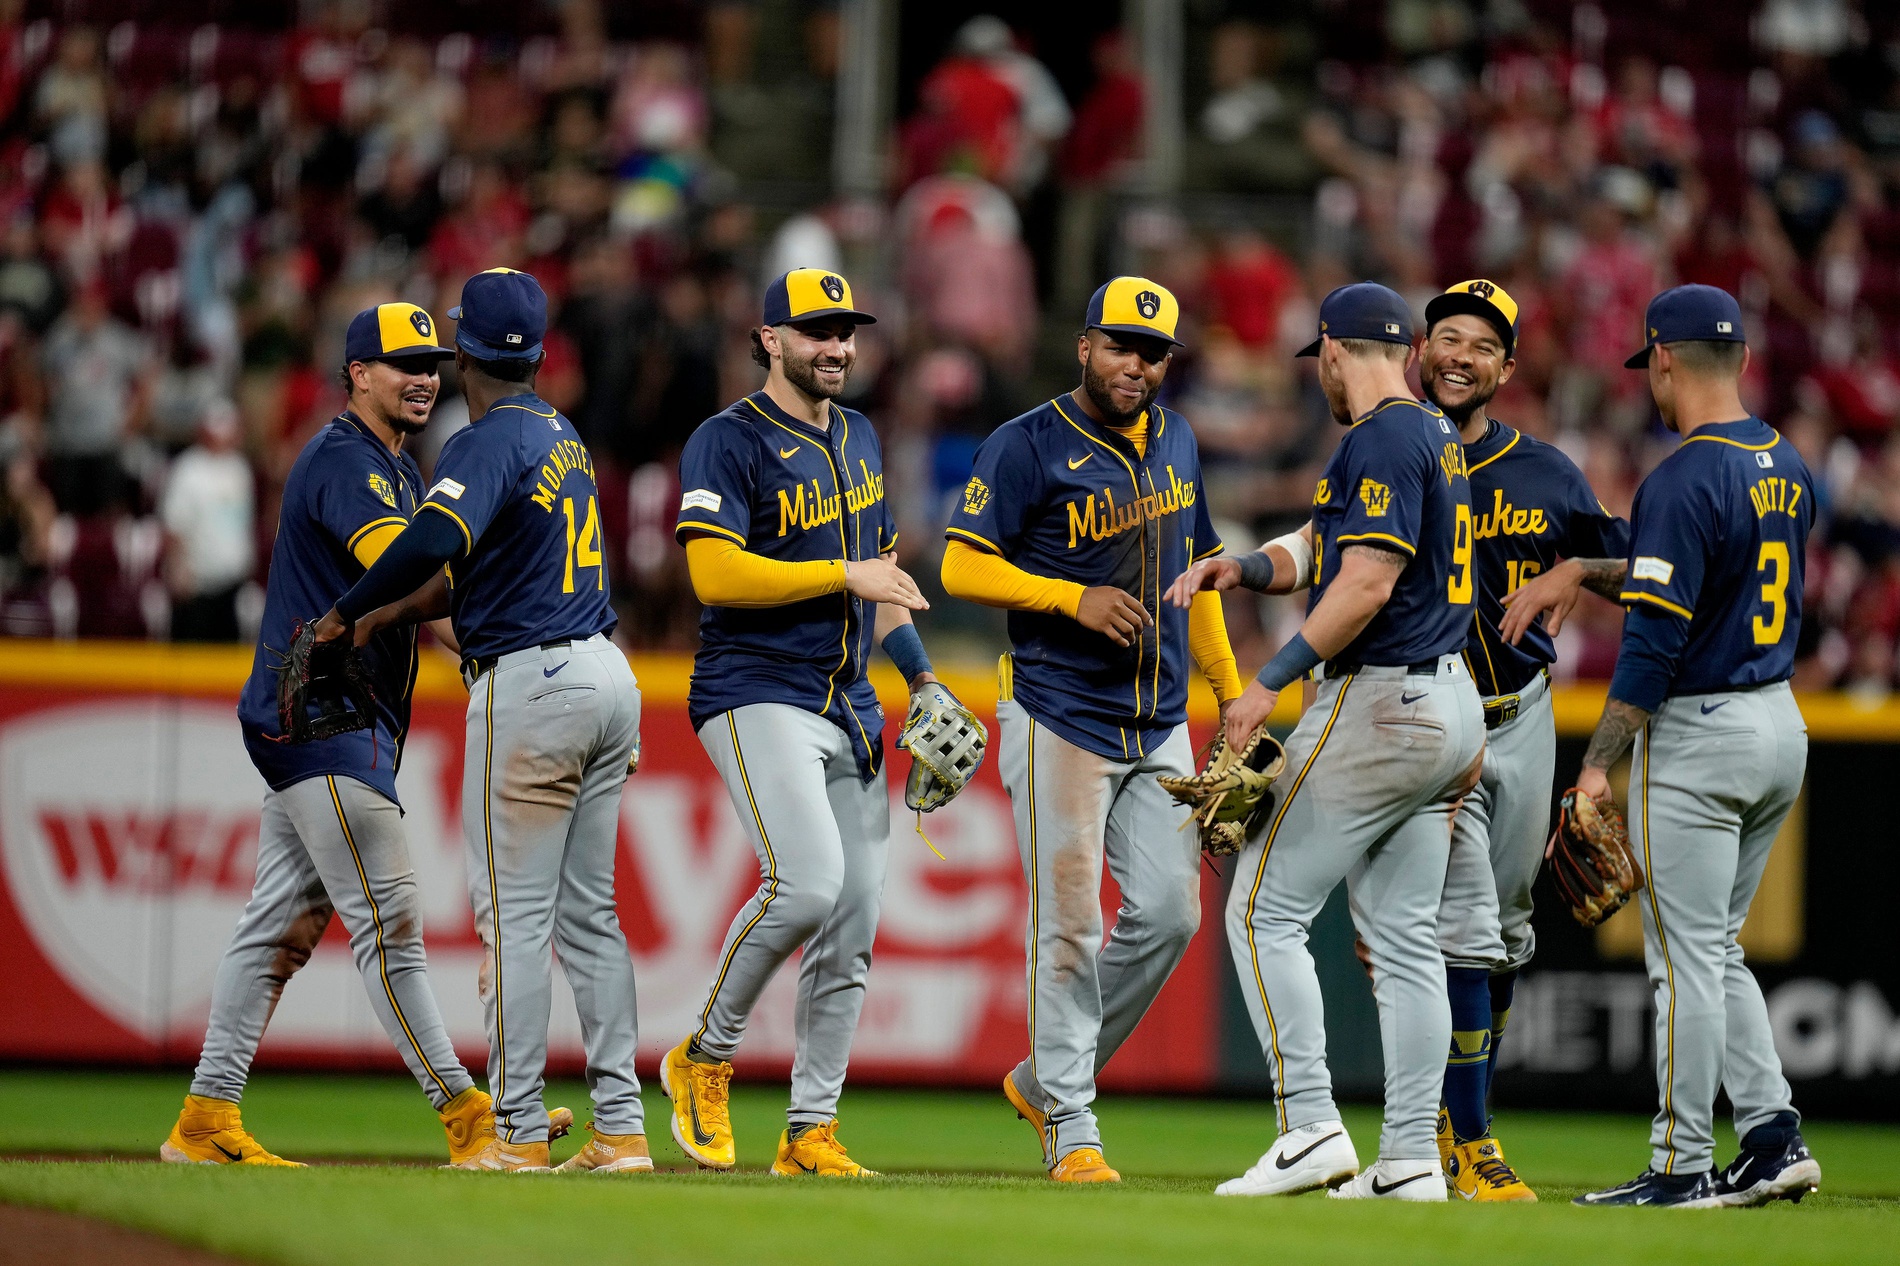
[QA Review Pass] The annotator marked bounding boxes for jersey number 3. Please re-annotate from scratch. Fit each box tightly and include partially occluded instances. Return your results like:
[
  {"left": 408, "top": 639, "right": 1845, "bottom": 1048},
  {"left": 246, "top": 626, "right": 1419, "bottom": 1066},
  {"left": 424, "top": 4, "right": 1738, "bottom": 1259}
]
[
  {"left": 1447, "top": 503, "right": 1474, "bottom": 605},
  {"left": 1752, "top": 541, "right": 1789, "bottom": 645},
  {"left": 563, "top": 495, "right": 604, "bottom": 593}
]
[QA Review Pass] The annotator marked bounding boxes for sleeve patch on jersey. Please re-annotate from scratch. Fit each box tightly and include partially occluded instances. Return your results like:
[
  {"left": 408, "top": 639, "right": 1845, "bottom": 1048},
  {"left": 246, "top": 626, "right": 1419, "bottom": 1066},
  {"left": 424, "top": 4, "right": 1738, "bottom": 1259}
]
[
  {"left": 961, "top": 476, "right": 991, "bottom": 516},
  {"left": 1358, "top": 478, "right": 1392, "bottom": 517},
  {"left": 680, "top": 488, "right": 723, "bottom": 513},
  {"left": 1631, "top": 556, "right": 1675, "bottom": 584},
  {"left": 367, "top": 471, "right": 397, "bottom": 508},
  {"left": 1755, "top": 451, "right": 1775, "bottom": 468},
  {"left": 429, "top": 477, "right": 466, "bottom": 501}
]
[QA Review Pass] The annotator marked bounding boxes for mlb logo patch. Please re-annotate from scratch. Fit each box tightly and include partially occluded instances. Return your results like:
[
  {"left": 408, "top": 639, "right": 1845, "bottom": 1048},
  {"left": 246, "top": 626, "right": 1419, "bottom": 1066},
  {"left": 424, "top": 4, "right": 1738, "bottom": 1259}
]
[
  {"left": 1384, "top": 322, "right": 1401, "bottom": 335},
  {"left": 1755, "top": 451, "right": 1774, "bottom": 468},
  {"left": 1717, "top": 321, "right": 1733, "bottom": 333}
]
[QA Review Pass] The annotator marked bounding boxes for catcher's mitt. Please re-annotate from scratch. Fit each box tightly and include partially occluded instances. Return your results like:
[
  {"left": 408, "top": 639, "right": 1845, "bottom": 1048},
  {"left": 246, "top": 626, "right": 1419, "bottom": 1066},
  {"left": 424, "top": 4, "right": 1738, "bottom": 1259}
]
[
  {"left": 896, "top": 682, "right": 988, "bottom": 812},
  {"left": 273, "top": 618, "right": 380, "bottom": 746},
  {"left": 1546, "top": 787, "right": 1644, "bottom": 928},
  {"left": 1157, "top": 725, "right": 1287, "bottom": 856}
]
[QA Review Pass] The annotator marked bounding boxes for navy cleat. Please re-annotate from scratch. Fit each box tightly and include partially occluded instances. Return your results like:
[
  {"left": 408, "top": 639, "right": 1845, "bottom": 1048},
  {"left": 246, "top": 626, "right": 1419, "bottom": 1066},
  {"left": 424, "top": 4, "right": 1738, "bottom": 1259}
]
[
  {"left": 1573, "top": 1168, "right": 1725, "bottom": 1208},
  {"left": 1714, "top": 1113, "right": 1822, "bottom": 1207}
]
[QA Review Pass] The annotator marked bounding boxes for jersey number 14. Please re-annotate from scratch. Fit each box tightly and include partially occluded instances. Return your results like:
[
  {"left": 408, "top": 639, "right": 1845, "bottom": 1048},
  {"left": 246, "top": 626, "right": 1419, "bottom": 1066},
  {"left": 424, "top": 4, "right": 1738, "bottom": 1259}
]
[{"left": 563, "top": 495, "right": 604, "bottom": 592}]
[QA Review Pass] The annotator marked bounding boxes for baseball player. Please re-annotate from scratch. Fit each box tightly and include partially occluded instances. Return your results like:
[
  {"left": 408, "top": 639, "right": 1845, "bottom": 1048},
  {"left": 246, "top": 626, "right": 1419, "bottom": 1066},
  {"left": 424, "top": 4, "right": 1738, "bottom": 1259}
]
[
  {"left": 1548, "top": 286, "right": 1821, "bottom": 1208},
  {"left": 165, "top": 303, "right": 502, "bottom": 1168},
  {"left": 1418, "top": 280, "right": 1630, "bottom": 1201},
  {"left": 316, "top": 268, "right": 645, "bottom": 1174},
  {"left": 1170, "top": 282, "right": 1480, "bottom": 1200},
  {"left": 663, "top": 269, "right": 952, "bottom": 1179},
  {"left": 942, "top": 277, "right": 1243, "bottom": 1183}
]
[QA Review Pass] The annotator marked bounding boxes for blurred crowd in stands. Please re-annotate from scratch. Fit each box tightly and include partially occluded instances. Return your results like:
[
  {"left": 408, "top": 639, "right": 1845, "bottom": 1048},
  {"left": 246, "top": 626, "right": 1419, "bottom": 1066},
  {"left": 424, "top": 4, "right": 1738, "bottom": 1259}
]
[{"left": 3, "top": 0, "right": 1900, "bottom": 697}]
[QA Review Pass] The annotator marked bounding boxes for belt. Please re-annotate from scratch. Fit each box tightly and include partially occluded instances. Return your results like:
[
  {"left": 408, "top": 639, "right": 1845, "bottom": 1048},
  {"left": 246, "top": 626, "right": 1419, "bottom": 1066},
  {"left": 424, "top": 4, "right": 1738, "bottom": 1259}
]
[
  {"left": 1323, "top": 657, "right": 1442, "bottom": 679},
  {"left": 461, "top": 638, "right": 580, "bottom": 688},
  {"left": 1483, "top": 668, "right": 1550, "bottom": 730}
]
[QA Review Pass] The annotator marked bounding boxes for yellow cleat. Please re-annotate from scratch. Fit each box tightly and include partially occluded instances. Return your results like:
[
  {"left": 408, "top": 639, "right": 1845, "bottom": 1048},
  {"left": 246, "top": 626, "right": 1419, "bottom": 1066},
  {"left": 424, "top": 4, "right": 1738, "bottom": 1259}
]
[
  {"left": 1447, "top": 1137, "right": 1537, "bottom": 1202},
  {"left": 1002, "top": 1073, "right": 1052, "bottom": 1166},
  {"left": 771, "top": 1120, "right": 878, "bottom": 1177},
  {"left": 1436, "top": 1105, "right": 1455, "bottom": 1175},
  {"left": 1051, "top": 1147, "right": 1120, "bottom": 1184},
  {"left": 439, "top": 1088, "right": 496, "bottom": 1167},
  {"left": 660, "top": 1038, "right": 735, "bottom": 1170},
  {"left": 556, "top": 1123, "right": 654, "bottom": 1174},
  {"left": 160, "top": 1094, "right": 304, "bottom": 1167}
]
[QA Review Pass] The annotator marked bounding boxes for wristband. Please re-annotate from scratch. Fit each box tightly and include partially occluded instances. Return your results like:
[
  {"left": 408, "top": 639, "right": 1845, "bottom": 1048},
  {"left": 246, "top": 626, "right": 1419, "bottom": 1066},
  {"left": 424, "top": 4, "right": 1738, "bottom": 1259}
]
[
  {"left": 1256, "top": 632, "right": 1322, "bottom": 692},
  {"left": 1235, "top": 551, "right": 1275, "bottom": 591},
  {"left": 882, "top": 622, "right": 933, "bottom": 685},
  {"left": 1266, "top": 529, "right": 1315, "bottom": 588}
]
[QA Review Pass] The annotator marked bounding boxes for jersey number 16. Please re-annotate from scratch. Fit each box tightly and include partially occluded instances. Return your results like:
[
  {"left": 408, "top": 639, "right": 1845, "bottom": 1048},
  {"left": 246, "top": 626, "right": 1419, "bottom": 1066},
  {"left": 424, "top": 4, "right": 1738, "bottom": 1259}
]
[{"left": 563, "top": 495, "right": 604, "bottom": 592}]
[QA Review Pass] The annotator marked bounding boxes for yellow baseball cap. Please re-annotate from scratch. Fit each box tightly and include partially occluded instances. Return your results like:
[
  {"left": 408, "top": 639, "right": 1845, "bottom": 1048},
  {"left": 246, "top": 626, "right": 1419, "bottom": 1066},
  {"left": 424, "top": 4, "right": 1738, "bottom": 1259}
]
[
  {"left": 1086, "top": 276, "right": 1184, "bottom": 347},
  {"left": 1425, "top": 279, "right": 1519, "bottom": 357},
  {"left": 762, "top": 268, "right": 876, "bottom": 326},
  {"left": 343, "top": 302, "right": 454, "bottom": 364}
]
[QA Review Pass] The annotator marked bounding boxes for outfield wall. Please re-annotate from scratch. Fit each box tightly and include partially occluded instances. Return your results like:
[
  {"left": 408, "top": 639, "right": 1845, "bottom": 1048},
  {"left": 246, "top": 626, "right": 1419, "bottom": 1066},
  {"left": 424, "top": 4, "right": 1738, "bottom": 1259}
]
[{"left": 0, "top": 642, "right": 1895, "bottom": 1118}]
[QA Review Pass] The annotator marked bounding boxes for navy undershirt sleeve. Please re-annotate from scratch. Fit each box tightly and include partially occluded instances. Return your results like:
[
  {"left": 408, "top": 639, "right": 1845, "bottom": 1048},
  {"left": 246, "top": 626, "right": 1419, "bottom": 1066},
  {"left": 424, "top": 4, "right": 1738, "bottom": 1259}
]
[
  {"left": 334, "top": 510, "right": 464, "bottom": 622},
  {"left": 1607, "top": 604, "right": 1690, "bottom": 713}
]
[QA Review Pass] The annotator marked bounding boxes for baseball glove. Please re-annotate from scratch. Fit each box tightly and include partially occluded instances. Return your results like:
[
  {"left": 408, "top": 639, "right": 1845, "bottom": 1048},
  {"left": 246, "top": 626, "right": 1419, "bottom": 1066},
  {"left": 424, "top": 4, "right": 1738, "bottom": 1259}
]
[
  {"left": 896, "top": 682, "right": 988, "bottom": 812},
  {"left": 1546, "top": 787, "right": 1644, "bottom": 928},
  {"left": 273, "top": 618, "right": 380, "bottom": 745},
  {"left": 1157, "top": 725, "right": 1288, "bottom": 856}
]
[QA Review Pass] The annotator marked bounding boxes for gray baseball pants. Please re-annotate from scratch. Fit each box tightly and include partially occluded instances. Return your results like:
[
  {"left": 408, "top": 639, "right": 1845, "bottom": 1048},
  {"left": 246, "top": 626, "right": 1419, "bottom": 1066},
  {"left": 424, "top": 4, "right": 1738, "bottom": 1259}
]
[
  {"left": 191, "top": 774, "right": 472, "bottom": 1109},
  {"left": 1633, "top": 681, "right": 1805, "bottom": 1175},
  {"left": 1227, "top": 656, "right": 1485, "bottom": 1160},
  {"left": 464, "top": 634, "right": 643, "bottom": 1143},
  {"left": 693, "top": 702, "right": 891, "bottom": 1127},
  {"left": 996, "top": 697, "right": 1200, "bottom": 1163},
  {"left": 1438, "top": 672, "right": 1556, "bottom": 971}
]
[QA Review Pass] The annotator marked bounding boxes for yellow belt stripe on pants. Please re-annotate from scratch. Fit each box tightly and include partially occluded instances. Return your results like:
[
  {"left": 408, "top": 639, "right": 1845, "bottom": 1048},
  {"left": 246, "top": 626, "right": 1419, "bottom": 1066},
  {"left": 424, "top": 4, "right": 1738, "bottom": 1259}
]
[
  {"left": 694, "top": 712, "right": 780, "bottom": 1045},
  {"left": 326, "top": 776, "right": 453, "bottom": 1102},
  {"left": 1243, "top": 676, "right": 1354, "bottom": 1133}
]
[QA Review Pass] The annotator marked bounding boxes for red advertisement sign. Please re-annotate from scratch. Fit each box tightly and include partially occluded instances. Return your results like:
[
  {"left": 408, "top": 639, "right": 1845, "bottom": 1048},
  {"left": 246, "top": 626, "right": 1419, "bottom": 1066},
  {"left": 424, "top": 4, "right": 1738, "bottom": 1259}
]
[{"left": 0, "top": 646, "right": 1219, "bottom": 1091}]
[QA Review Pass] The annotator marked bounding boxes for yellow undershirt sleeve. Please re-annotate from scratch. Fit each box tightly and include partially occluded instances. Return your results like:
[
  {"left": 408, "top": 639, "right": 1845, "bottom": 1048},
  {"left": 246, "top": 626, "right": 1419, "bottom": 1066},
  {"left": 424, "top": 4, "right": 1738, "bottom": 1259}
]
[
  {"left": 684, "top": 536, "right": 847, "bottom": 608},
  {"left": 350, "top": 519, "right": 409, "bottom": 567},
  {"left": 940, "top": 539, "right": 1086, "bottom": 618},
  {"left": 1189, "top": 587, "right": 1244, "bottom": 703}
]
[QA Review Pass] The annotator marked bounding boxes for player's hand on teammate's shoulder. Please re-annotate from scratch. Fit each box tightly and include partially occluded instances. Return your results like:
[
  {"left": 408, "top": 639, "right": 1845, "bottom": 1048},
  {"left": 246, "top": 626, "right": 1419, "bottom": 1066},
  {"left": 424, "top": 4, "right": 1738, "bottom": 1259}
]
[
  {"left": 1164, "top": 557, "right": 1241, "bottom": 609},
  {"left": 1222, "top": 679, "right": 1278, "bottom": 749},
  {"left": 1074, "top": 586, "right": 1151, "bottom": 647},
  {"left": 1498, "top": 558, "right": 1584, "bottom": 644},
  {"left": 844, "top": 554, "right": 928, "bottom": 610}
]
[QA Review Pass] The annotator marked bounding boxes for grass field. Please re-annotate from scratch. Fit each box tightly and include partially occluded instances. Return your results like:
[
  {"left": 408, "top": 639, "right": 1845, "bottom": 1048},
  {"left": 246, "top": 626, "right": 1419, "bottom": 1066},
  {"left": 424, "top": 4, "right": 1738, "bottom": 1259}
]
[{"left": 1, "top": 1072, "right": 1897, "bottom": 1265}]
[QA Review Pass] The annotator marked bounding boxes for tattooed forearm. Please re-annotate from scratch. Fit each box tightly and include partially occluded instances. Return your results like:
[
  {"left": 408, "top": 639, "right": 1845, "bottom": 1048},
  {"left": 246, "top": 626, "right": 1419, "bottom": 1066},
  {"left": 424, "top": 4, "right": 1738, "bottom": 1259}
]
[
  {"left": 1575, "top": 557, "right": 1627, "bottom": 601},
  {"left": 1582, "top": 697, "right": 1650, "bottom": 772}
]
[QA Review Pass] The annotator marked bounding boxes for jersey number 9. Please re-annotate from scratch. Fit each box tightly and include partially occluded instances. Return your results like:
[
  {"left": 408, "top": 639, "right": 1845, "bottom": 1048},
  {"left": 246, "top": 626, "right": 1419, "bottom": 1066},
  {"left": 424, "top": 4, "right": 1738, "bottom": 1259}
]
[
  {"left": 1752, "top": 541, "right": 1789, "bottom": 645},
  {"left": 563, "top": 495, "right": 604, "bottom": 593},
  {"left": 1447, "top": 503, "right": 1474, "bottom": 605}
]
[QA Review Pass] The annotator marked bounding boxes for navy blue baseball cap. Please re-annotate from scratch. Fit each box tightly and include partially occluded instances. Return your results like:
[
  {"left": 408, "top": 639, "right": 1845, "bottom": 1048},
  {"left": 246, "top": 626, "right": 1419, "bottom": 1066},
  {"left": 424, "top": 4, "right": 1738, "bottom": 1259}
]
[
  {"left": 1296, "top": 282, "right": 1415, "bottom": 357},
  {"left": 343, "top": 302, "right": 453, "bottom": 365},
  {"left": 1624, "top": 284, "right": 1745, "bottom": 368},
  {"left": 448, "top": 268, "right": 547, "bottom": 361},
  {"left": 763, "top": 268, "right": 876, "bottom": 327}
]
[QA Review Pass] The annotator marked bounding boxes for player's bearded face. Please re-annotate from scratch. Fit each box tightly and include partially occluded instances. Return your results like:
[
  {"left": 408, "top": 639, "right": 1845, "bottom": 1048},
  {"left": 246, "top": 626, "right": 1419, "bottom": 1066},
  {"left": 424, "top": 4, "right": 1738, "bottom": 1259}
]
[
  {"left": 1421, "top": 315, "right": 1511, "bottom": 423},
  {"left": 357, "top": 358, "right": 440, "bottom": 434},
  {"left": 776, "top": 322, "right": 856, "bottom": 399},
  {"left": 1080, "top": 334, "right": 1169, "bottom": 423}
]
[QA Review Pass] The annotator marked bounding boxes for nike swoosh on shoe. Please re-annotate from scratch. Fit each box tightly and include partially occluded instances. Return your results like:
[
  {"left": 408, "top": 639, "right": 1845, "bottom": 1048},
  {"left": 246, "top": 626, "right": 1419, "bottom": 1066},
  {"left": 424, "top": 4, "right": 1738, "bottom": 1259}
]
[{"left": 1274, "top": 1132, "right": 1343, "bottom": 1169}]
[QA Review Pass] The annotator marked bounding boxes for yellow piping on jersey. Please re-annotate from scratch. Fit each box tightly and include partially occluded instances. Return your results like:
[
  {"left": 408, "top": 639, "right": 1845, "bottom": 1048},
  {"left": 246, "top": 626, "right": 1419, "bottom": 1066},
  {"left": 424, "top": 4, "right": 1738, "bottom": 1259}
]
[
  {"left": 420, "top": 502, "right": 473, "bottom": 553},
  {"left": 488, "top": 401, "right": 559, "bottom": 419},
  {"left": 1351, "top": 397, "right": 1443, "bottom": 428},
  {"left": 1620, "top": 590, "right": 1694, "bottom": 620},
  {"left": 350, "top": 518, "right": 409, "bottom": 567},
  {"left": 1464, "top": 429, "right": 1521, "bottom": 475},
  {"left": 944, "top": 525, "right": 1003, "bottom": 554},
  {"left": 347, "top": 515, "right": 408, "bottom": 556},
  {"left": 1333, "top": 530, "right": 1418, "bottom": 556},
  {"left": 1683, "top": 433, "right": 1777, "bottom": 451},
  {"left": 678, "top": 519, "right": 748, "bottom": 547}
]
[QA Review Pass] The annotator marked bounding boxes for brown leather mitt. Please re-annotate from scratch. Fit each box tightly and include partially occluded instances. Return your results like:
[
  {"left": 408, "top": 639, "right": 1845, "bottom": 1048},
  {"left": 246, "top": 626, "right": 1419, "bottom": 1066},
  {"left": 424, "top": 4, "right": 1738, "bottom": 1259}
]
[
  {"left": 1546, "top": 787, "right": 1644, "bottom": 928},
  {"left": 1157, "top": 726, "right": 1288, "bottom": 856}
]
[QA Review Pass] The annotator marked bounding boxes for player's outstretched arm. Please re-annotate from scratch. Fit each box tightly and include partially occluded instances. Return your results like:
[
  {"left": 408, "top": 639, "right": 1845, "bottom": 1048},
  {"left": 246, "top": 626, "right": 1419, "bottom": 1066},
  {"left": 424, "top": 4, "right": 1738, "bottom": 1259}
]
[
  {"left": 873, "top": 594, "right": 937, "bottom": 689},
  {"left": 1222, "top": 543, "right": 1405, "bottom": 746},
  {"left": 1163, "top": 523, "right": 1315, "bottom": 609},
  {"left": 1498, "top": 556, "right": 1627, "bottom": 644},
  {"left": 684, "top": 535, "right": 927, "bottom": 611},
  {"left": 314, "top": 509, "right": 465, "bottom": 644},
  {"left": 350, "top": 570, "right": 452, "bottom": 647}
]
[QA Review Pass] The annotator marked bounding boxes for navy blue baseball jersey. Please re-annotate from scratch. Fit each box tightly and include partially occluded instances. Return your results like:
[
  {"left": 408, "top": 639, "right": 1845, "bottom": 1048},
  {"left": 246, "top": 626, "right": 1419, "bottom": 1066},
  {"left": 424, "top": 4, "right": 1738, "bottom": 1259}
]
[
  {"left": 948, "top": 397, "right": 1222, "bottom": 761},
  {"left": 1618, "top": 417, "right": 1813, "bottom": 695},
  {"left": 419, "top": 392, "right": 616, "bottom": 663},
  {"left": 1308, "top": 397, "right": 1475, "bottom": 667},
  {"left": 675, "top": 391, "right": 898, "bottom": 780},
  {"left": 1463, "top": 420, "right": 1630, "bottom": 697},
  {"left": 238, "top": 413, "right": 424, "bottom": 804}
]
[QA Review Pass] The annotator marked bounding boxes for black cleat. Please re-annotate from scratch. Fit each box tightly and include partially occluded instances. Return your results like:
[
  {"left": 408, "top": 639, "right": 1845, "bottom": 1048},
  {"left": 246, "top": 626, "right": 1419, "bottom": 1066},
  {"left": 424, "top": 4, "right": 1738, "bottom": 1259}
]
[
  {"left": 1713, "top": 1113, "right": 1822, "bottom": 1207},
  {"left": 1573, "top": 1168, "right": 1726, "bottom": 1208}
]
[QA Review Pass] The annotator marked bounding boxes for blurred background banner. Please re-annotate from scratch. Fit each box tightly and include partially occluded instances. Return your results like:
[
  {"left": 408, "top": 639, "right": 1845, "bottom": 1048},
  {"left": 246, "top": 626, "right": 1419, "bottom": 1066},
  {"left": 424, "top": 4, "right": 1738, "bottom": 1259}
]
[{"left": 0, "top": 0, "right": 1897, "bottom": 1117}]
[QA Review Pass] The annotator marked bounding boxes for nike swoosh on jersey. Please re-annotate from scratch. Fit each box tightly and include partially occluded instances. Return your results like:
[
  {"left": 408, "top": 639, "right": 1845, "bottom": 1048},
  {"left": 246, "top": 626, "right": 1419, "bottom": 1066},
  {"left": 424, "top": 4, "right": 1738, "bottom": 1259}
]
[
  {"left": 1067, "top": 454, "right": 1090, "bottom": 470},
  {"left": 1700, "top": 700, "right": 1730, "bottom": 714},
  {"left": 1370, "top": 1170, "right": 1432, "bottom": 1195},
  {"left": 780, "top": 446, "right": 801, "bottom": 459},
  {"left": 1273, "top": 1131, "right": 1343, "bottom": 1169}
]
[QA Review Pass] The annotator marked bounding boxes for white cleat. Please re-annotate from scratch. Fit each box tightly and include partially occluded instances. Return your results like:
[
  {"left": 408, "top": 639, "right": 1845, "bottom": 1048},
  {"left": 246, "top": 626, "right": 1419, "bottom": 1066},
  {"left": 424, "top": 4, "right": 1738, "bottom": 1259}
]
[
  {"left": 1327, "top": 1157, "right": 1448, "bottom": 1201},
  {"left": 1216, "top": 1121, "right": 1360, "bottom": 1196}
]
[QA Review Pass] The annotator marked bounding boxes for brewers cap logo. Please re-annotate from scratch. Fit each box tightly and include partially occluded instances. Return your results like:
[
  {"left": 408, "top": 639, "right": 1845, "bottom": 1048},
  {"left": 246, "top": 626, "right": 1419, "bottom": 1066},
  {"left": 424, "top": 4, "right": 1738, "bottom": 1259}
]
[
  {"left": 962, "top": 476, "right": 991, "bottom": 517},
  {"left": 1136, "top": 290, "right": 1161, "bottom": 319},
  {"left": 821, "top": 274, "right": 845, "bottom": 302},
  {"left": 367, "top": 471, "right": 396, "bottom": 508},
  {"left": 409, "top": 310, "right": 432, "bottom": 338},
  {"left": 1359, "top": 477, "right": 1392, "bottom": 517},
  {"left": 1468, "top": 280, "right": 1495, "bottom": 300}
]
